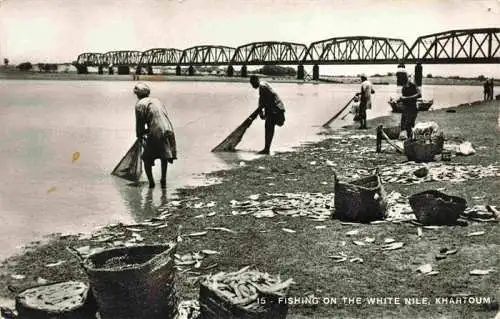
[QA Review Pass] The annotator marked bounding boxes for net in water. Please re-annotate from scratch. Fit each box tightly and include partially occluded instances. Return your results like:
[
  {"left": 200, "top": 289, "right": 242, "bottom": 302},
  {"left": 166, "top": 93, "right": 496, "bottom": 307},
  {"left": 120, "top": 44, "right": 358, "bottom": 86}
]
[
  {"left": 111, "top": 139, "right": 143, "bottom": 182},
  {"left": 211, "top": 108, "right": 260, "bottom": 152}
]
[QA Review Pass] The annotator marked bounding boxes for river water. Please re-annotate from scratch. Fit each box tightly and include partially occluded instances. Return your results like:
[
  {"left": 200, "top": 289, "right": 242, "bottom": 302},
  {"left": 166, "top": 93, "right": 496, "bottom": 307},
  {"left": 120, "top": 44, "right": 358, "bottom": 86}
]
[{"left": 0, "top": 79, "right": 482, "bottom": 259}]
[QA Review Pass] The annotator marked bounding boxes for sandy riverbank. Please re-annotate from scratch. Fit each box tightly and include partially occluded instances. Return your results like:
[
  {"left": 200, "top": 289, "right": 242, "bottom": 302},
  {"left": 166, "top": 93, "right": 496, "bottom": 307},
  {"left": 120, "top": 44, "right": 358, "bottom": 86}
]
[{"left": 0, "top": 99, "right": 498, "bottom": 318}]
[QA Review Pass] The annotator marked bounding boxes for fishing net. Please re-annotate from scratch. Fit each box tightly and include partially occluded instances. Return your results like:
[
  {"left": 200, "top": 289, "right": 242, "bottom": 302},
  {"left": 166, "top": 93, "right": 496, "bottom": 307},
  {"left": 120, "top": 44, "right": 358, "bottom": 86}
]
[
  {"left": 111, "top": 139, "right": 143, "bottom": 182},
  {"left": 211, "top": 108, "right": 260, "bottom": 152}
]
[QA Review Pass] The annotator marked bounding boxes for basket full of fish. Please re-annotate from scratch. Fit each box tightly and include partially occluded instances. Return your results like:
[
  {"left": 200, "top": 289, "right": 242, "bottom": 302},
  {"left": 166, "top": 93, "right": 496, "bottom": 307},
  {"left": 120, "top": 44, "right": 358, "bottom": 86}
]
[
  {"left": 404, "top": 122, "right": 445, "bottom": 162},
  {"left": 71, "top": 243, "right": 179, "bottom": 319},
  {"left": 199, "top": 266, "right": 294, "bottom": 319}
]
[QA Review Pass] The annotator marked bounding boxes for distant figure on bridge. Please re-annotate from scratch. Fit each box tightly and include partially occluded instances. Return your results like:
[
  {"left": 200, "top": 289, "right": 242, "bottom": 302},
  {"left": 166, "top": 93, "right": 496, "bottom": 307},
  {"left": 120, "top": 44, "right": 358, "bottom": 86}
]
[
  {"left": 397, "top": 73, "right": 421, "bottom": 139},
  {"left": 134, "top": 83, "right": 177, "bottom": 189},
  {"left": 356, "top": 74, "right": 375, "bottom": 129},
  {"left": 250, "top": 75, "right": 285, "bottom": 155}
]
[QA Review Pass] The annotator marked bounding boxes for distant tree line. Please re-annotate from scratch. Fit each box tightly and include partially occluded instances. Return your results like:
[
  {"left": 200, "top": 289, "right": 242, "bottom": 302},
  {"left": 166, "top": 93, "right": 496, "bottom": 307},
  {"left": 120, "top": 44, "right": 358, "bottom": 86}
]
[
  {"left": 15, "top": 62, "right": 60, "bottom": 72},
  {"left": 254, "top": 65, "right": 297, "bottom": 76}
]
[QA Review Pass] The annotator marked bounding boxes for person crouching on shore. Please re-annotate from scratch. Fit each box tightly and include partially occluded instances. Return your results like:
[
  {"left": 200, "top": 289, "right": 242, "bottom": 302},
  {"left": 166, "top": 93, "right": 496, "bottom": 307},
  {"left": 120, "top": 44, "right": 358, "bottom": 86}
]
[
  {"left": 249, "top": 75, "right": 286, "bottom": 155},
  {"left": 133, "top": 83, "right": 177, "bottom": 189}
]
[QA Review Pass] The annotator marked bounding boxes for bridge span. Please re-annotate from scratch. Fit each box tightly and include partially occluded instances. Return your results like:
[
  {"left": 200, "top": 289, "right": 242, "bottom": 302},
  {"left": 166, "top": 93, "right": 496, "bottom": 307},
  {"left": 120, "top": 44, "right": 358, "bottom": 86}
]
[{"left": 75, "top": 27, "right": 499, "bottom": 80}]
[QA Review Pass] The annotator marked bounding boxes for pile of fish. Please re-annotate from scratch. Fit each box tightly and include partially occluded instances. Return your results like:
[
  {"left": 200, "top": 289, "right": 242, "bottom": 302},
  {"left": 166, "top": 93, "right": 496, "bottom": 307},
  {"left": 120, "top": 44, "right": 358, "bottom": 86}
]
[
  {"left": 384, "top": 191, "right": 415, "bottom": 222},
  {"left": 176, "top": 300, "right": 200, "bottom": 319},
  {"left": 202, "top": 266, "right": 294, "bottom": 310},
  {"left": 230, "top": 192, "right": 334, "bottom": 221},
  {"left": 461, "top": 205, "right": 499, "bottom": 222},
  {"left": 367, "top": 162, "right": 500, "bottom": 185},
  {"left": 174, "top": 250, "right": 220, "bottom": 272}
]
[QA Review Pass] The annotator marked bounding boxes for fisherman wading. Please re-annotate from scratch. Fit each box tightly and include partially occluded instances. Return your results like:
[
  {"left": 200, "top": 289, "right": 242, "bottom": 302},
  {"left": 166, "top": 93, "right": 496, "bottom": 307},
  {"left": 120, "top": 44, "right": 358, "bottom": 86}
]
[
  {"left": 133, "top": 83, "right": 177, "bottom": 189},
  {"left": 250, "top": 75, "right": 285, "bottom": 155}
]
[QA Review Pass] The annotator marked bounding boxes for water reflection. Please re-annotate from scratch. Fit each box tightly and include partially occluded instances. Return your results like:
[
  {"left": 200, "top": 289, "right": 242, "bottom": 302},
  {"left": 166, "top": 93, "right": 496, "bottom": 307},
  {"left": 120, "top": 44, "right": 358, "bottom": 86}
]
[{"left": 114, "top": 178, "right": 169, "bottom": 222}]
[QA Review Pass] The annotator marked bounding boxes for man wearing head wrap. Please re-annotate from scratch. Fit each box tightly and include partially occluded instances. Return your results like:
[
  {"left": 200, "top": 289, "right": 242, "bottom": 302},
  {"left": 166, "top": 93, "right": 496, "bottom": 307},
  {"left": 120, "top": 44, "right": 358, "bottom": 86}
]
[
  {"left": 356, "top": 74, "right": 375, "bottom": 129},
  {"left": 133, "top": 82, "right": 177, "bottom": 189},
  {"left": 397, "top": 72, "right": 422, "bottom": 139},
  {"left": 249, "top": 75, "right": 285, "bottom": 155}
]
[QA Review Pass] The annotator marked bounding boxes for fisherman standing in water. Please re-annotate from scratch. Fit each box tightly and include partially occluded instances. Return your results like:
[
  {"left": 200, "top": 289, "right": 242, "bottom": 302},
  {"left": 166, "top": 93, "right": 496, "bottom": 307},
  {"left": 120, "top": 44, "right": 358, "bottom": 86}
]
[
  {"left": 356, "top": 74, "right": 374, "bottom": 129},
  {"left": 134, "top": 83, "right": 177, "bottom": 189},
  {"left": 249, "top": 75, "right": 285, "bottom": 155}
]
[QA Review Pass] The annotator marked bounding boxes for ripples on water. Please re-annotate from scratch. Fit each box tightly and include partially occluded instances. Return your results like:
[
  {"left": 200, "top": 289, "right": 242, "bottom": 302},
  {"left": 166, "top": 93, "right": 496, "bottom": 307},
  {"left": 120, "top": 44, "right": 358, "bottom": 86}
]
[{"left": 0, "top": 79, "right": 482, "bottom": 258}]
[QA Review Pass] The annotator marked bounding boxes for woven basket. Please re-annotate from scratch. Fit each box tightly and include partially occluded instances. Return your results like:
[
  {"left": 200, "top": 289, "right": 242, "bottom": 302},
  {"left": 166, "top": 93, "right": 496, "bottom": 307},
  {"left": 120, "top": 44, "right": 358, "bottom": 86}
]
[
  {"left": 404, "top": 135, "right": 444, "bottom": 162},
  {"left": 82, "top": 244, "right": 178, "bottom": 319},
  {"left": 333, "top": 171, "right": 387, "bottom": 222},
  {"left": 14, "top": 281, "right": 97, "bottom": 319},
  {"left": 409, "top": 190, "right": 467, "bottom": 225},
  {"left": 199, "top": 282, "right": 288, "bottom": 319}
]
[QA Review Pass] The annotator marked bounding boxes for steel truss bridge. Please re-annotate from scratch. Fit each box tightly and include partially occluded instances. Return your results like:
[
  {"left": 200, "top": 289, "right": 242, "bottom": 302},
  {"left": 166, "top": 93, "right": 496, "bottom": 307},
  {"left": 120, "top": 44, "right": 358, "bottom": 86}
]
[{"left": 75, "top": 28, "right": 499, "bottom": 79}]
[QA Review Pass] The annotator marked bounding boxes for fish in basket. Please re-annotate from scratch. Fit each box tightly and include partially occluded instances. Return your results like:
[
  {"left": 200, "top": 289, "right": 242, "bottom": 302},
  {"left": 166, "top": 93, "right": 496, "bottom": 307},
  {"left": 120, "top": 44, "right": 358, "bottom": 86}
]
[
  {"left": 13, "top": 281, "right": 97, "bottom": 319},
  {"left": 404, "top": 121, "right": 445, "bottom": 162},
  {"left": 199, "top": 266, "right": 293, "bottom": 319},
  {"left": 333, "top": 170, "right": 387, "bottom": 223},
  {"left": 70, "top": 243, "right": 179, "bottom": 319},
  {"left": 409, "top": 190, "right": 467, "bottom": 225}
]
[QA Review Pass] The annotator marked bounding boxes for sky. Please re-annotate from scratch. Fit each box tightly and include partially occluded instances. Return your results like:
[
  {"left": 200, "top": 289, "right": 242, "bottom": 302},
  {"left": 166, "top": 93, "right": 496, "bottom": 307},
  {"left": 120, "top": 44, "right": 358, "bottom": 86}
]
[{"left": 0, "top": 0, "right": 499, "bottom": 76}]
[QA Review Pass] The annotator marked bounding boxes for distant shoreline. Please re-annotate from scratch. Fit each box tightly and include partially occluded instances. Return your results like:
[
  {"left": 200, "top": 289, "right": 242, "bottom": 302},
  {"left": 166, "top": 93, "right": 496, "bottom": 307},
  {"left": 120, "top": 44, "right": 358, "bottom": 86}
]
[{"left": 0, "top": 70, "right": 495, "bottom": 86}]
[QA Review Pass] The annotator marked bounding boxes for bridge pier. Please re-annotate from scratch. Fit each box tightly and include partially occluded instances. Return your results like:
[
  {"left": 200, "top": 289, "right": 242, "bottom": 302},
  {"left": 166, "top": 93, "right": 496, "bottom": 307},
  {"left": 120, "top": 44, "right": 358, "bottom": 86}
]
[
  {"left": 76, "top": 65, "right": 88, "bottom": 74},
  {"left": 312, "top": 64, "right": 319, "bottom": 81},
  {"left": 240, "top": 65, "right": 247, "bottom": 77},
  {"left": 188, "top": 65, "right": 195, "bottom": 76},
  {"left": 414, "top": 63, "right": 423, "bottom": 87},
  {"left": 108, "top": 67, "right": 114, "bottom": 75},
  {"left": 147, "top": 66, "right": 153, "bottom": 75},
  {"left": 98, "top": 66, "right": 103, "bottom": 75},
  {"left": 297, "top": 64, "right": 304, "bottom": 80},
  {"left": 227, "top": 65, "right": 234, "bottom": 77},
  {"left": 176, "top": 65, "right": 181, "bottom": 76}
]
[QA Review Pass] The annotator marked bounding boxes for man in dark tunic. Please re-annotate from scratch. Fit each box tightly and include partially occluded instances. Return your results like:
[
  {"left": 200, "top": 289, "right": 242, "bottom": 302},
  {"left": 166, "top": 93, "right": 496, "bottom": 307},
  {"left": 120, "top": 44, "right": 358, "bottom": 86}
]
[
  {"left": 134, "top": 83, "right": 177, "bottom": 189},
  {"left": 250, "top": 75, "right": 285, "bottom": 155},
  {"left": 398, "top": 73, "right": 421, "bottom": 139}
]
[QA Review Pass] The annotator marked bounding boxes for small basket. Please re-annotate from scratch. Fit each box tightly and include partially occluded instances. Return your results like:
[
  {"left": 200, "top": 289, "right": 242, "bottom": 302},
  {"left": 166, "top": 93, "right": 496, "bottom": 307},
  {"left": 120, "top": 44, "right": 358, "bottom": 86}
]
[
  {"left": 199, "top": 282, "right": 288, "bottom": 319},
  {"left": 14, "top": 281, "right": 97, "bottom": 319},
  {"left": 409, "top": 190, "right": 467, "bottom": 225},
  {"left": 333, "top": 170, "right": 387, "bottom": 222},
  {"left": 80, "top": 243, "right": 178, "bottom": 319}
]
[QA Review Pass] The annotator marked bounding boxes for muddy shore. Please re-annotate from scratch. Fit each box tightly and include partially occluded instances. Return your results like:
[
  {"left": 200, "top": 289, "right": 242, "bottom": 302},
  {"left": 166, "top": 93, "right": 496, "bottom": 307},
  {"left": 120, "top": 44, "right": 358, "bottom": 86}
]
[{"left": 0, "top": 99, "right": 498, "bottom": 318}]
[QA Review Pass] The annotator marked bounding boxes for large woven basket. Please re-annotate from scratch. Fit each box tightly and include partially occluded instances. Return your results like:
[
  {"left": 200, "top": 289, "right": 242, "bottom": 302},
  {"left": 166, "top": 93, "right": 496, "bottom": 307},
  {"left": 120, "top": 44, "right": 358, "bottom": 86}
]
[
  {"left": 404, "top": 135, "right": 444, "bottom": 162},
  {"left": 14, "top": 281, "right": 97, "bottom": 319},
  {"left": 409, "top": 190, "right": 467, "bottom": 225},
  {"left": 199, "top": 282, "right": 288, "bottom": 319},
  {"left": 82, "top": 243, "right": 178, "bottom": 319},
  {"left": 333, "top": 171, "right": 387, "bottom": 222}
]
